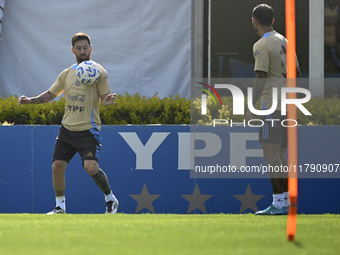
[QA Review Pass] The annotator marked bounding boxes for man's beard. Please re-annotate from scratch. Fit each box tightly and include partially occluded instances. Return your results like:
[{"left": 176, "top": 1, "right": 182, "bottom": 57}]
[{"left": 77, "top": 54, "right": 90, "bottom": 64}]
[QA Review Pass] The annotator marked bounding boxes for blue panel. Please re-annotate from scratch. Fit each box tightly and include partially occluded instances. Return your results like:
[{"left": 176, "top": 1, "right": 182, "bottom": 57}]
[
  {"left": 31, "top": 126, "right": 60, "bottom": 213},
  {"left": 99, "top": 125, "right": 193, "bottom": 214},
  {"left": 1, "top": 125, "right": 340, "bottom": 214},
  {"left": 0, "top": 126, "right": 33, "bottom": 213}
]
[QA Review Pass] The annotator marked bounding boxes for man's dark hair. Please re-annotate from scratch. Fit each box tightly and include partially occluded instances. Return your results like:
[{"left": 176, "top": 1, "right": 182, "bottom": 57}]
[
  {"left": 72, "top": 32, "right": 91, "bottom": 47},
  {"left": 252, "top": 4, "right": 274, "bottom": 27}
]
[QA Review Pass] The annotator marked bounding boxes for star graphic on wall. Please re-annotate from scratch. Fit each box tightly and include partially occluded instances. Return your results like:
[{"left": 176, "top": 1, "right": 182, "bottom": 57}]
[
  {"left": 233, "top": 184, "right": 265, "bottom": 214},
  {"left": 181, "top": 184, "right": 213, "bottom": 214},
  {"left": 129, "top": 183, "right": 161, "bottom": 213}
]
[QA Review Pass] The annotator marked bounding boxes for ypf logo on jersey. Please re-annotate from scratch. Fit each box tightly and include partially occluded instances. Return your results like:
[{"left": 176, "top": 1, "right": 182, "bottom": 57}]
[{"left": 196, "top": 82, "right": 312, "bottom": 127}]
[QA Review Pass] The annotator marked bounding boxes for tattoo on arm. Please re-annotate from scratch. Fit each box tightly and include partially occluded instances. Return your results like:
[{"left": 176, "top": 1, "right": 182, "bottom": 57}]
[
  {"left": 30, "top": 91, "right": 56, "bottom": 104},
  {"left": 252, "top": 71, "right": 267, "bottom": 105}
]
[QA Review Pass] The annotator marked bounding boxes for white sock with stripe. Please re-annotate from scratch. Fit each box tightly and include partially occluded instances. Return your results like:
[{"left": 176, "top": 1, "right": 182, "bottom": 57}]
[
  {"left": 283, "top": 191, "right": 290, "bottom": 207},
  {"left": 272, "top": 194, "right": 284, "bottom": 209},
  {"left": 56, "top": 196, "right": 65, "bottom": 211}
]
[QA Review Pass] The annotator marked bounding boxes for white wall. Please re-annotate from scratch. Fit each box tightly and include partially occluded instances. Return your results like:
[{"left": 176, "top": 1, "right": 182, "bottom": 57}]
[{"left": 0, "top": 0, "right": 191, "bottom": 98}]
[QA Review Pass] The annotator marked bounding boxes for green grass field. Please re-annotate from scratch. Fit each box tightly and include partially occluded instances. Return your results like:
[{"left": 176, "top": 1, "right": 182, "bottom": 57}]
[{"left": 0, "top": 214, "right": 339, "bottom": 255}]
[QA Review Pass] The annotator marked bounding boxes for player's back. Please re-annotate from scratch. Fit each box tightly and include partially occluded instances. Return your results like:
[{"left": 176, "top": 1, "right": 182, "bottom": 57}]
[
  {"left": 255, "top": 30, "right": 287, "bottom": 80},
  {"left": 253, "top": 30, "right": 289, "bottom": 111}
]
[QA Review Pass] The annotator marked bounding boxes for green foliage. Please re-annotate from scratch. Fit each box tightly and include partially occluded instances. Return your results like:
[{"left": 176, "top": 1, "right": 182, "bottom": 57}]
[
  {"left": 0, "top": 95, "right": 65, "bottom": 125},
  {"left": 297, "top": 96, "right": 340, "bottom": 125},
  {"left": 0, "top": 94, "right": 339, "bottom": 125},
  {"left": 191, "top": 95, "right": 340, "bottom": 126},
  {"left": 190, "top": 95, "right": 231, "bottom": 125},
  {"left": 0, "top": 94, "right": 189, "bottom": 125},
  {"left": 99, "top": 93, "right": 190, "bottom": 125}
]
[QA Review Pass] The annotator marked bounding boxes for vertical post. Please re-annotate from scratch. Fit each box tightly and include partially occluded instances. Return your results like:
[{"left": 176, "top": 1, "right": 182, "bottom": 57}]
[
  {"left": 192, "top": 0, "right": 205, "bottom": 80},
  {"left": 309, "top": 0, "right": 324, "bottom": 98},
  {"left": 285, "top": 0, "right": 298, "bottom": 242}
]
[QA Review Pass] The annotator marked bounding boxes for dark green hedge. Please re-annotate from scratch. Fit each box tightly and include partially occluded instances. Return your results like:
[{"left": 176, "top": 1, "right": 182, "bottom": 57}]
[
  {"left": 0, "top": 94, "right": 339, "bottom": 125},
  {"left": 0, "top": 95, "right": 65, "bottom": 125},
  {"left": 191, "top": 95, "right": 340, "bottom": 126},
  {"left": 99, "top": 93, "right": 190, "bottom": 124},
  {"left": 0, "top": 93, "right": 190, "bottom": 125}
]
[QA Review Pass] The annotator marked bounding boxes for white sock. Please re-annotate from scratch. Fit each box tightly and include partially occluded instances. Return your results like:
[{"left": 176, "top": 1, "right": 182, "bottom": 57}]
[
  {"left": 105, "top": 192, "right": 116, "bottom": 202},
  {"left": 283, "top": 191, "right": 290, "bottom": 207},
  {"left": 56, "top": 196, "right": 66, "bottom": 211},
  {"left": 272, "top": 194, "right": 284, "bottom": 209}
]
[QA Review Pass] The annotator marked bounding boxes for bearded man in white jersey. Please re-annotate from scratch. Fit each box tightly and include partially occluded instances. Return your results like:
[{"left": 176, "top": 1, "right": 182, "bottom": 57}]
[
  {"left": 18, "top": 33, "right": 119, "bottom": 214},
  {"left": 246, "top": 4, "right": 301, "bottom": 215}
]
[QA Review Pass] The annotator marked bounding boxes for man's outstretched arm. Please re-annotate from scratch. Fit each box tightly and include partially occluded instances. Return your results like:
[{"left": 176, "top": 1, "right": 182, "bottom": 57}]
[{"left": 18, "top": 90, "right": 56, "bottom": 106}]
